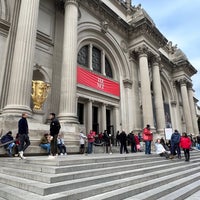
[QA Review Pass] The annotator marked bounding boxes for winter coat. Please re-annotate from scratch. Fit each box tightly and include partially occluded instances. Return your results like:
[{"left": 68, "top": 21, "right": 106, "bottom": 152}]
[
  {"left": 171, "top": 132, "right": 181, "bottom": 145},
  {"left": 155, "top": 143, "right": 166, "bottom": 154},
  {"left": 180, "top": 137, "right": 192, "bottom": 149},
  {"left": 119, "top": 131, "right": 127, "bottom": 144},
  {"left": 1, "top": 133, "right": 14, "bottom": 144},
  {"left": 50, "top": 117, "right": 61, "bottom": 136},
  {"left": 87, "top": 131, "right": 95, "bottom": 143},
  {"left": 142, "top": 128, "right": 153, "bottom": 141},
  {"left": 18, "top": 117, "right": 28, "bottom": 135}
]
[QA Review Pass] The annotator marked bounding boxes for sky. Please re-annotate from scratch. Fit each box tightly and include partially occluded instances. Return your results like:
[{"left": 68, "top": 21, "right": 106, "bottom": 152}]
[{"left": 132, "top": 0, "right": 200, "bottom": 103}]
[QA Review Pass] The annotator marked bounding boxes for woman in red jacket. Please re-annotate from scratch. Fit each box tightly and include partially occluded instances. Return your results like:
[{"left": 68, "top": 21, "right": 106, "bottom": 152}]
[{"left": 180, "top": 132, "right": 192, "bottom": 162}]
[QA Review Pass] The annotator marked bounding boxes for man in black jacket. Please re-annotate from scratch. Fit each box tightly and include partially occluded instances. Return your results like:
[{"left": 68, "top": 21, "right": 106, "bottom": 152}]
[
  {"left": 119, "top": 130, "right": 129, "bottom": 154},
  {"left": 18, "top": 113, "right": 30, "bottom": 159},
  {"left": 49, "top": 113, "right": 61, "bottom": 157}
]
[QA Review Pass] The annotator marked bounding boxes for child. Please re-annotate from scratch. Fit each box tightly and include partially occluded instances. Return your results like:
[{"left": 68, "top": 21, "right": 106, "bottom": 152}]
[
  {"left": 57, "top": 133, "right": 67, "bottom": 155},
  {"left": 180, "top": 132, "right": 192, "bottom": 161}
]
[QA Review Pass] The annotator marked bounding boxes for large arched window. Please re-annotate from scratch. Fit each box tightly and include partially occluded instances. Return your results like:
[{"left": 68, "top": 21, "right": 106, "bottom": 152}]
[{"left": 77, "top": 44, "right": 113, "bottom": 78}]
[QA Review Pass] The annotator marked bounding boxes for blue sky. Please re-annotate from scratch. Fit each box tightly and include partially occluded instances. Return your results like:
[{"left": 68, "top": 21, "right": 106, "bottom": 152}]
[{"left": 132, "top": 0, "right": 200, "bottom": 103}]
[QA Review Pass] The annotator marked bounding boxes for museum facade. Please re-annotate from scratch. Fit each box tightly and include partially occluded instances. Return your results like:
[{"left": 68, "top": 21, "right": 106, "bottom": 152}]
[{"left": 0, "top": 0, "right": 199, "bottom": 144}]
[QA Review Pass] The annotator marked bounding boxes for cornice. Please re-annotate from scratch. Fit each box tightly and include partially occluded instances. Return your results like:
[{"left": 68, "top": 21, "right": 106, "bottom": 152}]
[
  {"left": 129, "top": 21, "right": 168, "bottom": 48},
  {"left": 79, "top": 0, "right": 130, "bottom": 37}
]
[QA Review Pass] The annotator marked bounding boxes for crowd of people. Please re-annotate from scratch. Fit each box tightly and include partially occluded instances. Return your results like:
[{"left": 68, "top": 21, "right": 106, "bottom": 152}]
[{"left": 0, "top": 114, "right": 200, "bottom": 162}]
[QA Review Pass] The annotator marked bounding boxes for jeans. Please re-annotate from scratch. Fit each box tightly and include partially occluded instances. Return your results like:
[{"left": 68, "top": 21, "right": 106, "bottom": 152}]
[
  {"left": 88, "top": 142, "right": 93, "bottom": 154},
  {"left": 145, "top": 141, "right": 151, "bottom": 154},
  {"left": 57, "top": 144, "right": 67, "bottom": 154},
  {"left": 4, "top": 142, "right": 15, "bottom": 156},
  {"left": 196, "top": 143, "right": 200, "bottom": 150},
  {"left": 40, "top": 143, "right": 50, "bottom": 154},
  {"left": 18, "top": 134, "right": 30, "bottom": 152},
  {"left": 171, "top": 143, "right": 181, "bottom": 157}
]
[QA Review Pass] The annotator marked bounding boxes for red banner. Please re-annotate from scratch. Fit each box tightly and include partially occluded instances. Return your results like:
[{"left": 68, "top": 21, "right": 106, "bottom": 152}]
[{"left": 77, "top": 66, "right": 120, "bottom": 97}]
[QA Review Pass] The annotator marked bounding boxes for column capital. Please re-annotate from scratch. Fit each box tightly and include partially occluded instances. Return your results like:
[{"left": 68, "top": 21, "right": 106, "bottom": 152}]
[
  {"left": 180, "top": 78, "right": 188, "bottom": 86},
  {"left": 64, "top": 0, "right": 78, "bottom": 7},
  {"left": 133, "top": 44, "right": 149, "bottom": 57},
  {"left": 152, "top": 55, "right": 161, "bottom": 66}
]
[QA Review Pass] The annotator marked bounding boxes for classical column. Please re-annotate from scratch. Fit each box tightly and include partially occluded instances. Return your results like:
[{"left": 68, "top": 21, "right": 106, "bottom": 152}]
[
  {"left": 188, "top": 83, "right": 199, "bottom": 135},
  {"left": 3, "top": 0, "right": 40, "bottom": 116},
  {"left": 123, "top": 79, "right": 133, "bottom": 132},
  {"left": 113, "top": 106, "right": 120, "bottom": 132},
  {"left": 87, "top": 99, "right": 92, "bottom": 133},
  {"left": 180, "top": 79, "right": 194, "bottom": 133},
  {"left": 58, "top": 0, "right": 78, "bottom": 123},
  {"left": 152, "top": 56, "right": 165, "bottom": 134},
  {"left": 172, "top": 81, "right": 181, "bottom": 131},
  {"left": 138, "top": 45, "right": 154, "bottom": 127},
  {"left": 130, "top": 57, "right": 141, "bottom": 131},
  {"left": 101, "top": 103, "right": 107, "bottom": 132}
]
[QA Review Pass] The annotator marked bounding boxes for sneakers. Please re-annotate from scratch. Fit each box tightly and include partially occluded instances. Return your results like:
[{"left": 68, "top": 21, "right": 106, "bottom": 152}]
[
  {"left": 19, "top": 151, "right": 26, "bottom": 159},
  {"left": 60, "top": 153, "right": 63, "bottom": 156},
  {"left": 48, "top": 155, "right": 55, "bottom": 159},
  {"left": 64, "top": 153, "right": 67, "bottom": 156}
]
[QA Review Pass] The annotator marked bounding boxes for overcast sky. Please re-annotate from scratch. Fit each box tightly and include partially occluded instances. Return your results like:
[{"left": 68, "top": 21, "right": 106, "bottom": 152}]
[{"left": 132, "top": 0, "right": 200, "bottom": 103}]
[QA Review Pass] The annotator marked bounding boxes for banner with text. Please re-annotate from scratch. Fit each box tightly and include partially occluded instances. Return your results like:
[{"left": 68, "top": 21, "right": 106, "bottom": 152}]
[{"left": 77, "top": 66, "right": 120, "bottom": 97}]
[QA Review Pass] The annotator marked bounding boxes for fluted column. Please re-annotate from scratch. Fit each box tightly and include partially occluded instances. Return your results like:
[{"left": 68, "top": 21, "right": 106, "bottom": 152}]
[
  {"left": 113, "top": 106, "right": 120, "bottom": 132},
  {"left": 101, "top": 103, "right": 107, "bottom": 131},
  {"left": 58, "top": 0, "right": 78, "bottom": 123},
  {"left": 138, "top": 45, "right": 154, "bottom": 127},
  {"left": 180, "top": 79, "right": 194, "bottom": 133},
  {"left": 188, "top": 83, "right": 199, "bottom": 135},
  {"left": 152, "top": 56, "right": 165, "bottom": 134},
  {"left": 87, "top": 99, "right": 92, "bottom": 133},
  {"left": 172, "top": 81, "right": 181, "bottom": 131},
  {"left": 3, "top": 0, "right": 40, "bottom": 116}
]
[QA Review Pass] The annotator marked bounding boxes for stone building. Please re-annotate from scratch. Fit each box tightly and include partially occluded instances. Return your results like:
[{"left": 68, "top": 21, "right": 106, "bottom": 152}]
[{"left": 0, "top": 0, "right": 199, "bottom": 152}]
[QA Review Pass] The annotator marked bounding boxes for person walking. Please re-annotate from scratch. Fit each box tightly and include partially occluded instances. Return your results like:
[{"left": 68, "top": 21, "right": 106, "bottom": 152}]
[
  {"left": 18, "top": 113, "right": 30, "bottom": 159},
  {"left": 171, "top": 129, "right": 181, "bottom": 158},
  {"left": 142, "top": 124, "right": 153, "bottom": 154},
  {"left": 49, "top": 113, "right": 61, "bottom": 158},
  {"left": 180, "top": 132, "right": 192, "bottom": 162},
  {"left": 119, "top": 130, "right": 129, "bottom": 154}
]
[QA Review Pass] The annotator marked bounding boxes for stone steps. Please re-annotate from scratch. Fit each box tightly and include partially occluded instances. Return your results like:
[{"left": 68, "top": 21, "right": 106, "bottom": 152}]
[{"left": 0, "top": 152, "right": 199, "bottom": 199}]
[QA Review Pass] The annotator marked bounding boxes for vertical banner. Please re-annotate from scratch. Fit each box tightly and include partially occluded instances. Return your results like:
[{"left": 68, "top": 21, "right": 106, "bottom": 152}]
[{"left": 77, "top": 66, "right": 120, "bottom": 97}]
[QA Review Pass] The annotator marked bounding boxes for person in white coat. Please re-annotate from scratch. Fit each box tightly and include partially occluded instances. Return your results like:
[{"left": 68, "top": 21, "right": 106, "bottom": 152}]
[{"left": 155, "top": 138, "right": 170, "bottom": 159}]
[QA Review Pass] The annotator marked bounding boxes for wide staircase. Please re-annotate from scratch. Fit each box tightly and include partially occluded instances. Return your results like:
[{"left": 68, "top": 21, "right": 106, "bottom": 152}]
[{"left": 0, "top": 151, "right": 200, "bottom": 200}]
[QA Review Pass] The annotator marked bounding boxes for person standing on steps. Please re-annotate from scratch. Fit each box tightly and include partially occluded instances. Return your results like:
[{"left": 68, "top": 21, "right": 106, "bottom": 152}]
[
  {"left": 170, "top": 129, "right": 181, "bottom": 159},
  {"left": 119, "top": 130, "right": 129, "bottom": 154},
  {"left": 18, "top": 113, "right": 30, "bottom": 159},
  {"left": 49, "top": 113, "right": 61, "bottom": 158},
  {"left": 142, "top": 124, "right": 153, "bottom": 155},
  {"left": 180, "top": 132, "right": 192, "bottom": 162}
]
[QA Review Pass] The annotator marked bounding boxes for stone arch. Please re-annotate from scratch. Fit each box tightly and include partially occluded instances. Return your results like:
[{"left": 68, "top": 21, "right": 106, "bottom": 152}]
[
  {"left": 77, "top": 22, "right": 130, "bottom": 81},
  {"left": 33, "top": 64, "right": 50, "bottom": 84},
  {"left": 160, "top": 70, "right": 174, "bottom": 103},
  {"left": 0, "top": 0, "right": 10, "bottom": 21}
]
